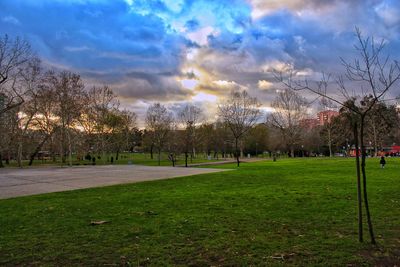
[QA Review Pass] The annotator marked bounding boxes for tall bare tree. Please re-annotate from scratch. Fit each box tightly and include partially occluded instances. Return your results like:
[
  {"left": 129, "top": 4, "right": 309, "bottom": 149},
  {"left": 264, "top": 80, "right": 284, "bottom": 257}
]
[
  {"left": 106, "top": 109, "right": 137, "bottom": 161},
  {"left": 319, "top": 98, "right": 339, "bottom": 157},
  {"left": 218, "top": 90, "right": 261, "bottom": 167},
  {"left": 268, "top": 89, "right": 309, "bottom": 157},
  {"left": 14, "top": 58, "right": 43, "bottom": 167},
  {"left": 275, "top": 28, "right": 400, "bottom": 244},
  {"left": 0, "top": 35, "right": 33, "bottom": 167},
  {"left": 145, "top": 103, "right": 173, "bottom": 166},
  {"left": 28, "top": 84, "right": 59, "bottom": 166},
  {"left": 83, "top": 85, "right": 119, "bottom": 163},
  {"left": 365, "top": 102, "right": 398, "bottom": 156},
  {"left": 0, "top": 34, "right": 33, "bottom": 115},
  {"left": 178, "top": 104, "right": 203, "bottom": 167},
  {"left": 45, "top": 71, "right": 85, "bottom": 166}
]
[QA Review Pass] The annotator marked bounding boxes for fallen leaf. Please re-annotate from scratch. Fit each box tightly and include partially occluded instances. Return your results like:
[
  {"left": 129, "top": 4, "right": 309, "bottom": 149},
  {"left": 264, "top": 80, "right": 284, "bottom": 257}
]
[{"left": 90, "top": 220, "right": 109, "bottom": 225}]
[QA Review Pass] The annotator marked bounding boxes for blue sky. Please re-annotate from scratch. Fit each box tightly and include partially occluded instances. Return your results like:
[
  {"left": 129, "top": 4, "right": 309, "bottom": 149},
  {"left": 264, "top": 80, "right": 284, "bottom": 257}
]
[{"left": 1, "top": 0, "right": 400, "bottom": 117}]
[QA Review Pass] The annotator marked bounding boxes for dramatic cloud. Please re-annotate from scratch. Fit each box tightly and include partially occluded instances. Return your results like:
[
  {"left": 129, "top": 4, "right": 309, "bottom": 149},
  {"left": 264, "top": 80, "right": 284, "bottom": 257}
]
[{"left": 1, "top": 0, "right": 399, "bottom": 120}]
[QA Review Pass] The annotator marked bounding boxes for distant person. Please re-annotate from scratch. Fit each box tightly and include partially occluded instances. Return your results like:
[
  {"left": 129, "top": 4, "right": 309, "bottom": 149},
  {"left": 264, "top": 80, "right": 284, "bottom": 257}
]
[{"left": 380, "top": 156, "right": 386, "bottom": 169}]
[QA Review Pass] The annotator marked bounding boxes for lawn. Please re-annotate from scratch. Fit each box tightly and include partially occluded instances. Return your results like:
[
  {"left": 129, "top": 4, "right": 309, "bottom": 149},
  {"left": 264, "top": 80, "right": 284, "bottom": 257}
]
[
  {"left": 2, "top": 152, "right": 231, "bottom": 168},
  {"left": 0, "top": 158, "right": 399, "bottom": 266}
]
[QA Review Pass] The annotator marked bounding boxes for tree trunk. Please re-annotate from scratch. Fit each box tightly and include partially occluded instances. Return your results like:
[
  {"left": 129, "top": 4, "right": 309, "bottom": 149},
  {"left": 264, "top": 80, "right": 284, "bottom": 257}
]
[
  {"left": 328, "top": 128, "right": 333, "bottom": 157},
  {"left": 353, "top": 122, "right": 363, "bottom": 243},
  {"left": 235, "top": 138, "right": 240, "bottom": 167},
  {"left": 150, "top": 143, "right": 154, "bottom": 159},
  {"left": 0, "top": 153, "right": 3, "bottom": 168},
  {"left": 61, "top": 127, "right": 66, "bottom": 164},
  {"left": 29, "top": 134, "right": 52, "bottom": 166},
  {"left": 67, "top": 129, "right": 72, "bottom": 167},
  {"left": 185, "top": 151, "right": 188, "bottom": 167},
  {"left": 372, "top": 122, "right": 378, "bottom": 157},
  {"left": 158, "top": 148, "right": 161, "bottom": 166},
  {"left": 17, "top": 141, "right": 23, "bottom": 168},
  {"left": 360, "top": 117, "right": 376, "bottom": 244},
  {"left": 50, "top": 135, "right": 56, "bottom": 163},
  {"left": 102, "top": 137, "right": 106, "bottom": 165}
]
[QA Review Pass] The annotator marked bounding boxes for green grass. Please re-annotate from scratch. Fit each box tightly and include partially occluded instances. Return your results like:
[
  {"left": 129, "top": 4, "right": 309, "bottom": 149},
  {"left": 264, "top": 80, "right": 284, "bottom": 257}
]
[
  {"left": 1, "top": 158, "right": 399, "bottom": 266},
  {"left": 3, "top": 152, "right": 230, "bottom": 168}
]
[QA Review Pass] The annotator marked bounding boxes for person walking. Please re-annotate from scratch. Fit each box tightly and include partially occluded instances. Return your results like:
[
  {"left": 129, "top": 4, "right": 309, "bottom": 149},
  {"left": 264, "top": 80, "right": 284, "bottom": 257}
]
[{"left": 380, "top": 156, "right": 386, "bottom": 169}]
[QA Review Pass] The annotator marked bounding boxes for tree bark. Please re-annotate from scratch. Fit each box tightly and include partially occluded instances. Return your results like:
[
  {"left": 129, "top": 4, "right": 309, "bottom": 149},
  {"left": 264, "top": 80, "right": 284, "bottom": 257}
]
[
  {"left": 353, "top": 122, "right": 363, "bottom": 243},
  {"left": 67, "top": 129, "right": 72, "bottom": 166},
  {"left": 29, "top": 134, "right": 52, "bottom": 166},
  {"left": 61, "top": 126, "right": 66, "bottom": 164},
  {"left": 17, "top": 141, "right": 23, "bottom": 168},
  {"left": 235, "top": 138, "right": 240, "bottom": 167},
  {"left": 0, "top": 152, "right": 3, "bottom": 168},
  {"left": 372, "top": 122, "right": 378, "bottom": 157},
  {"left": 360, "top": 117, "right": 376, "bottom": 244},
  {"left": 158, "top": 148, "right": 161, "bottom": 166},
  {"left": 328, "top": 127, "right": 333, "bottom": 157}
]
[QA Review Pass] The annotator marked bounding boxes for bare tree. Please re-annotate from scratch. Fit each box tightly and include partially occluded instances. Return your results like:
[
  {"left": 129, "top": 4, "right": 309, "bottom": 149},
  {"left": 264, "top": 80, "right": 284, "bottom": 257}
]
[
  {"left": 106, "top": 109, "right": 137, "bottom": 161},
  {"left": 145, "top": 103, "right": 173, "bottom": 166},
  {"left": 275, "top": 28, "right": 400, "bottom": 244},
  {"left": 268, "top": 89, "right": 309, "bottom": 157},
  {"left": 0, "top": 34, "right": 33, "bottom": 115},
  {"left": 365, "top": 102, "right": 398, "bottom": 156},
  {"left": 218, "top": 90, "right": 261, "bottom": 167},
  {"left": 28, "top": 85, "right": 59, "bottom": 166},
  {"left": 178, "top": 104, "right": 203, "bottom": 167},
  {"left": 0, "top": 35, "right": 33, "bottom": 166},
  {"left": 83, "top": 85, "right": 119, "bottom": 163},
  {"left": 45, "top": 71, "right": 85, "bottom": 166},
  {"left": 319, "top": 98, "right": 339, "bottom": 157},
  {"left": 14, "top": 58, "right": 43, "bottom": 167}
]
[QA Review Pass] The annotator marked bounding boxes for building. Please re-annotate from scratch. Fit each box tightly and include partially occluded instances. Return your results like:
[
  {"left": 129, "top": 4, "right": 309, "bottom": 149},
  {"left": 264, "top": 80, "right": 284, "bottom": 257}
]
[
  {"left": 299, "top": 118, "right": 319, "bottom": 129},
  {"left": 317, "top": 110, "right": 339, "bottom": 126}
]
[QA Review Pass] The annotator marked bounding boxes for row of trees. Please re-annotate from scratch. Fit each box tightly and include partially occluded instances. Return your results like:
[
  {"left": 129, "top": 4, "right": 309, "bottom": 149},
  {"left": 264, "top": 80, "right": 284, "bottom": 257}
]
[
  {"left": 267, "top": 89, "right": 400, "bottom": 158},
  {"left": 1, "top": 35, "right": 399, "bottom": 170},
  {"left": 0, "top": 35, "right": 137, "bottom": 167}
]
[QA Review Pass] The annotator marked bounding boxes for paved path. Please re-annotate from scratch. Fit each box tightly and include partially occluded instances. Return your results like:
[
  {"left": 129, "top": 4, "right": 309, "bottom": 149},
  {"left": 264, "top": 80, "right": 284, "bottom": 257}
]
[{"left": 0, "top": 165, "right": 231, "bottom": 199}]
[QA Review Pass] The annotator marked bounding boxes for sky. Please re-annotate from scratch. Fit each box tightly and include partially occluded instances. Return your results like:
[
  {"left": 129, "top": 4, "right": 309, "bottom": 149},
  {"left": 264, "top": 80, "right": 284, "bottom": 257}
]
[{"left": 1, "top": 0, "right": 400, "bottom": 121}]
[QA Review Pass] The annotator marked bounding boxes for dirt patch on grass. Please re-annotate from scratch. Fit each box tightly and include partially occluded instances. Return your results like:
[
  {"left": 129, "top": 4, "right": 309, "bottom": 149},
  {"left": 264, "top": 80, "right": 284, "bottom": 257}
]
[{"left": 359, "top": 247, "right": 400, "bottom": 266}]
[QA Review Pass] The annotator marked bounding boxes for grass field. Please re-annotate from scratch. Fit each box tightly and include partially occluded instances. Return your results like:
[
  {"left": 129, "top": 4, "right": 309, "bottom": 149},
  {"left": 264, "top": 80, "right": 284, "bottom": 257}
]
[
  {"left": 0, "top": 158, "right": 399, "bottom": 266},
  {"left": 3, "top": 152, "right": 231, "bottom": 168}
]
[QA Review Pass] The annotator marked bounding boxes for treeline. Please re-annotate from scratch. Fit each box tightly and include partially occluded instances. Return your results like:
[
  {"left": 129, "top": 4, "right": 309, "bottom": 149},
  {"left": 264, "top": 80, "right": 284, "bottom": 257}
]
[
  {"left": 1, "top": 34, "right": 399, "bottom": 168},
  {"left": 267, "top": 90, "right": 400, "bottom": 158}
]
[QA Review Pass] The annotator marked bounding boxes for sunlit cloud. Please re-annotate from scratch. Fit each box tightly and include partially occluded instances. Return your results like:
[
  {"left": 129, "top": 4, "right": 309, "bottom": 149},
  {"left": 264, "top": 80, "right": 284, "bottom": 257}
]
[
  {"left": 192, "top": 92, "right": 218, "bottom": 102},
  {"left": 213, "top": 80, "right": 237, "bottom": 87},
  {"left": 181, "top": 79, "right": 198, "bottom": 90},
  {"left": 186, "top": 26, "right": 218, "bottom": 46},
  {"left": 258, "top": 80, "right": 273, "bottom": 90},
  {"left": 1, "top": 0, "right": 400, "bottom": 122}
]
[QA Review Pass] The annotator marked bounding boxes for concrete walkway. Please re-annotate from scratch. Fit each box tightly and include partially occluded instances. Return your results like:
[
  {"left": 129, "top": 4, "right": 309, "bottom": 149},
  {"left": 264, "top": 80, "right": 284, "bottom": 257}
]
[{"left": 0, "top": 165, "right": 231, "bottom": 199}]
